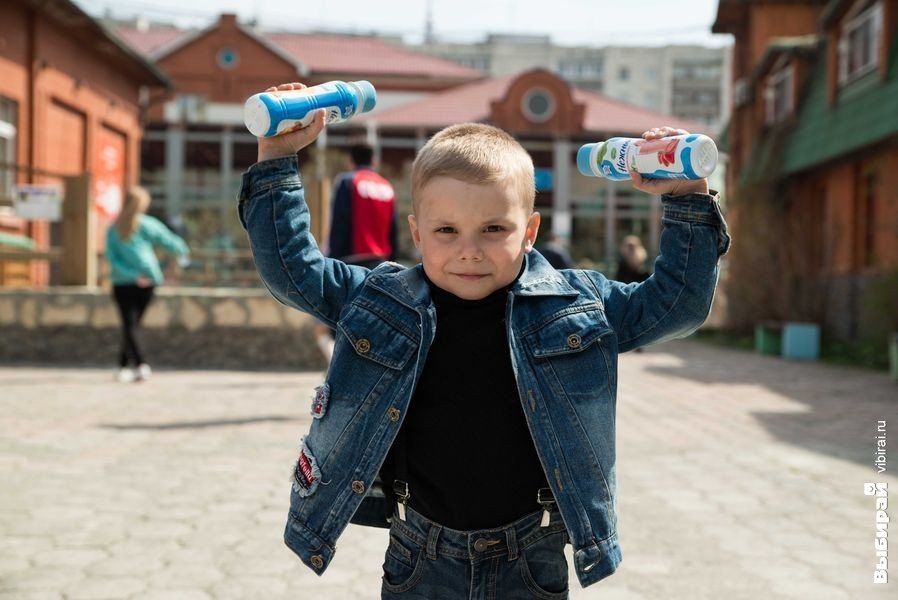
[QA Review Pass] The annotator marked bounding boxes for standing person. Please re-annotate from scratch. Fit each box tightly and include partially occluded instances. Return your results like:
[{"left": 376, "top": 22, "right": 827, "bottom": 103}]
[
  {"left": 615, "top": 234, "right": 650, "bottom": 284},
  {"left": 241, "top": 83, "right": 729, "bottom": 597},
  {"left": 106, "top": 186, "right": 188, "bottom": 383},
  {"left": 314, "top": 143, "right": 398, "bottom": 361},
  {"left": 327, "top": 143, "right": 398, "bottom": 267}
]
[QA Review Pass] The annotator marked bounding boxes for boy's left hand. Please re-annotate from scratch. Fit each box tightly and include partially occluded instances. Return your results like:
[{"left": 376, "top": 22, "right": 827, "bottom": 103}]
[{"left": 629, "top": 126, "right": 710, "bottom": 197}]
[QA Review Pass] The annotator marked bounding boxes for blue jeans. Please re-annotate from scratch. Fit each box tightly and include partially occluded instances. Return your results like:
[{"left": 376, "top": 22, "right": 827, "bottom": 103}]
[{"left": 381, "top": 505, "right": 570, "bottom": 599}]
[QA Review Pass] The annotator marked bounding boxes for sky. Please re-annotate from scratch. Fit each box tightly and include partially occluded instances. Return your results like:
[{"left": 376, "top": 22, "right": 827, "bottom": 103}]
[{"left": 73, "top": 0, "right": 734, "bottom": 47}]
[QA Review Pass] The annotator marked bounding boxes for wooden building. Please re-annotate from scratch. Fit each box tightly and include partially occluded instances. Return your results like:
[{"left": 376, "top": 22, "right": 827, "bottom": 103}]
[
  {"left": 713, "top": 0, "right": 898, "bottom": 342},
  {"left": 0, "top": 0, "right": 168, "bottom": 286}
]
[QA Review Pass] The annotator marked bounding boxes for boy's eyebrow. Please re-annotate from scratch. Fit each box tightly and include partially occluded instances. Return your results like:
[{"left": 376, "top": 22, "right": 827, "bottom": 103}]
[{"left": 423, "top": 216, "right": 517, "bottom": 226}]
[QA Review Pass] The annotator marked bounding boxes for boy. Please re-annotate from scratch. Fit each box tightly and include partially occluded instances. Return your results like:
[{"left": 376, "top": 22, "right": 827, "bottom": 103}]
[{"left": 239, "top": 83, "right": 730, "bottom": 597}]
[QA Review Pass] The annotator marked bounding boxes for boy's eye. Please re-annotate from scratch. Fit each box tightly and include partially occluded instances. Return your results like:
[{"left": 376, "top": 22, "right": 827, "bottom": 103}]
[
  {"left": 435, "top": 226, "right": 456, "bottom": 234},
  {"left": 484, "top": 225, "right": 505, "bottom": 233}
]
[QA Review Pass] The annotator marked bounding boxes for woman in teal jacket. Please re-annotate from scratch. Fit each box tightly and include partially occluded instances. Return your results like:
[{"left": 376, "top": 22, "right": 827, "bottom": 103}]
[{"left": 106, "top": 187, "right": 188, "bottom": 382}]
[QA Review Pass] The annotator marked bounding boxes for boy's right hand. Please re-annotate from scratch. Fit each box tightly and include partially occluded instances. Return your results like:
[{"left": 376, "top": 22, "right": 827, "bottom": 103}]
[{"left": 256, "top": 83, "right": 327, "bottom": 163}]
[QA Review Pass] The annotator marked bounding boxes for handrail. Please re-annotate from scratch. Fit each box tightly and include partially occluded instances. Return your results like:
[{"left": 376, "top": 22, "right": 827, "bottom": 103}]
[{"left": 0, "top": 248, "right": 62, "bottom": 261}]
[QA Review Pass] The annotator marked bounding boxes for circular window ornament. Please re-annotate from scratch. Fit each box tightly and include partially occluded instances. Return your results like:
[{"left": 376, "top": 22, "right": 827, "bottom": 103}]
[
  {"left": 521, "top": 88, "right": 555, "bottom": 123},
  {"left": 216, "top": 48, "right": 240, "bottom": 70}
]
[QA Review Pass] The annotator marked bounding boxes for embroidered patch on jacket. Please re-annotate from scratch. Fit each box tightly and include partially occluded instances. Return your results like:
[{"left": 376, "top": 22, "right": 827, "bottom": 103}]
[
  {"left": 310, "top": 383, "right": 330, "bottom": 419},
  {"left": 292, "top": 438, "right": 321, "bottom": 497}
]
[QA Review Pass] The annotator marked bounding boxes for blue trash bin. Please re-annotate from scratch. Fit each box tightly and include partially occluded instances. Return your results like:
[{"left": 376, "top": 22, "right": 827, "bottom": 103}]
[{"left": 781, "top": 322, "right": 820, "bottom": 360}]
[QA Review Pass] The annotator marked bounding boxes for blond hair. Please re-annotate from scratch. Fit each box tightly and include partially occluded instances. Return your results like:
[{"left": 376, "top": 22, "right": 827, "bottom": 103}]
[
  {"left": 115, "top": 186, "right": 151, "bottom": 239},
  {"left": 411, "top": 123, "right": 535, "bottom": 213}
]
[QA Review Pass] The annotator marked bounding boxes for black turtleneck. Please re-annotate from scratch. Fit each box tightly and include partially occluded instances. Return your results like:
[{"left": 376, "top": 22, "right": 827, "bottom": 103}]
[{"left": 382, "top": 272, "right": 549, "bottom": 530}]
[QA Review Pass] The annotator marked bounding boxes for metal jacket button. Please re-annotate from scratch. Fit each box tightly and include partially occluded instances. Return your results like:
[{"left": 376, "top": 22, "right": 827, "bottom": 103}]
[
  {"left": 351, "top": 480, "right": 366, "bottom": 494},
  {"left": 567, "top": 334, "right": 582, "bottom": 349},
  {"left": 355, "top": 338, "right": 371, "bottom": 354},
  {"left": 388, "top": 407, "right": 401, "bottom": 422},
  {"left": 311, "top": 555, "right": 324, "bottom": 569}
]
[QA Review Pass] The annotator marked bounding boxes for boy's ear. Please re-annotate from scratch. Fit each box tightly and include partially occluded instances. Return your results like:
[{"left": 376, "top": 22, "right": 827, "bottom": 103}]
[
  {"left": 524, "top": 211, "right": 541, "bottom": 254},
  {"left": 407, "top": 214, "right": 421, "bottom": 248}
]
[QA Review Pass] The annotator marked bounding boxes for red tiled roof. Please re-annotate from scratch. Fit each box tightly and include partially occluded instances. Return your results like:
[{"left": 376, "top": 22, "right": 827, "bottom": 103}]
[
  {"left": 114, "top": 26, "right": 483, "bottom": 80},
  {"left": 267, "top": 33, "right": 484, "bottom": 79},
  {"left": 361, "top": 75, "right": 712, "bottom": 137},
  {"left": 358, "top": 76, "right": 514, "bottom": 128},
  {"left": 114, "top": 26, "right": 186, "bottom": 56},
  {"left": 573, "top": 88, "right": 713, "bottom": 137}
]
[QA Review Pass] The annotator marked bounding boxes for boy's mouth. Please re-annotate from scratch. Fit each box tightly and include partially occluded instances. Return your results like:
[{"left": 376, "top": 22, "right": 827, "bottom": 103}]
[{"left": 453, "top": 273, "right": 488, "bottom": 281}]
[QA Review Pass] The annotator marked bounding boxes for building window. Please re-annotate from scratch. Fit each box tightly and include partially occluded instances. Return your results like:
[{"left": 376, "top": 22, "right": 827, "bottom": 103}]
[
  {"left": 839, "top": 1, "right": 883, "bottom": 84},
  {"left": 0, "top": 97, "right": 17, "bottom": 202},
  {"left": 521, "top": 88, "right": 555, "bottom": 123},
  {"left": 618, "top": 66, "right": 630, "bottom": 81},
  {"left": 558, "top": 60, "right": 602, "bottom": 80},
  {"left": 673, "top": 61, "right": 723, "bottom": 81},
  {"left": 460, "top": 56, "right": 490, "bottom": 71},
  {"left": 216, "top": 47, "right": 240, "bottom": 70},
  {"left": 765, "top": 64, "right": 794, "bottom": 124}
]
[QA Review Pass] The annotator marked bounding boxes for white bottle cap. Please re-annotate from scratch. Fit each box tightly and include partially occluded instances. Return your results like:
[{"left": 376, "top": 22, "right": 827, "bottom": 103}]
[
  {"left": 244, "top": 94, "right": 271, "bottom": 138},
  {"left": 691, "top": 137, "right": 719, "bottom": 178}
]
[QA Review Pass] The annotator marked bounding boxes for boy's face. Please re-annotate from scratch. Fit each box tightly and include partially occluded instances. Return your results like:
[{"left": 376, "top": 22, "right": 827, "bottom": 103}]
[{"left": 408, "top": 177, "right": 540, "bottom": 300}]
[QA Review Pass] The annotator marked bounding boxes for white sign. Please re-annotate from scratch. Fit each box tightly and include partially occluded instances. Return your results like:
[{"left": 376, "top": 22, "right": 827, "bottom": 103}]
[{"left": 14, "top": 184, "right": 62, "bottom": 221}]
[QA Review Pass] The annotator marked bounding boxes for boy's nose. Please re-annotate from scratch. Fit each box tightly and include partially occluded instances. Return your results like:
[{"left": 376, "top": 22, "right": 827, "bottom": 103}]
[{"left": 458, "top": 242, "right": 484, "bottom": 261}]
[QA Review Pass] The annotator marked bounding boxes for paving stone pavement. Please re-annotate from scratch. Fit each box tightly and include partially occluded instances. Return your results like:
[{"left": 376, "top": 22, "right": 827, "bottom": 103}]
[{"left": 1, "top": 339, "right": 896, "bottom": 599}]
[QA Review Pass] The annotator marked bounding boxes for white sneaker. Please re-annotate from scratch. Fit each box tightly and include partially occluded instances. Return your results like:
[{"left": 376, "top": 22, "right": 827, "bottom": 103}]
[
  {"left": 115, "top": 367, "right": 136, "bottom": 383},
  {"left": 136, "top": 363, "right": 152, "bottom": 381}
]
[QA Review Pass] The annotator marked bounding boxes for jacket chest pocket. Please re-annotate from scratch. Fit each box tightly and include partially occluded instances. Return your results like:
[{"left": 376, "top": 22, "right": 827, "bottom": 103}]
[
  {"left": 329, "top": 303, "right": 418, "bottom": 415},
  {"left": 309, "top": 304, "right": 417, "bottom": 467},
  {"left": 337, "top": 304, "right": 418, "bottom": 370},
  {"left": 523, "top": 306, "right": 615, "bottom": 400}
]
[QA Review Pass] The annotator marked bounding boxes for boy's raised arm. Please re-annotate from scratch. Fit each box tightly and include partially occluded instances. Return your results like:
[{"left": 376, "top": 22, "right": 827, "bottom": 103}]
[
  {"left": 238, "top": 83, "right": 371, "bottom": 327},
  {"left": 591, "top": 126, "right": 730, "bottom": 351}
]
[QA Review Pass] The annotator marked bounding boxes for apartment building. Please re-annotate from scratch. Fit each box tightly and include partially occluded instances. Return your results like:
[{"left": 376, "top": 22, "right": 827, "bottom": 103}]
[{"left": 416, "top": 36, "right": 732, "bottom": 131}]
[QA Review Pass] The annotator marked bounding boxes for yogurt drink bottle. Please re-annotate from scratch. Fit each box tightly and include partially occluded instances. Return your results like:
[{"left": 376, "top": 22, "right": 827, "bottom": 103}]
[
  {"left": 244, "top": 80, "right": 376, "bottom": 137},
  {"left": 577, "top": 134, "right": 718, "bottom": 181}
]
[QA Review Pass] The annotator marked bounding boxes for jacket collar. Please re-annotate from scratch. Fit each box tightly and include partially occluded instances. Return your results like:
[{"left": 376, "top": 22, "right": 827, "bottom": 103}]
[
  {"left": 512, "top": 250, "right": 580, "bottom": 297},
  {"left": 367, "top": 250, "right": 579, "bottom": 309}
]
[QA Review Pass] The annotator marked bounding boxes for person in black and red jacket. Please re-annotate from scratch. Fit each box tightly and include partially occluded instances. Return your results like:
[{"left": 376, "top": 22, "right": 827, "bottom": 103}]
[{"left": 315, "top": 143, "right": 398, "bottom": 361}]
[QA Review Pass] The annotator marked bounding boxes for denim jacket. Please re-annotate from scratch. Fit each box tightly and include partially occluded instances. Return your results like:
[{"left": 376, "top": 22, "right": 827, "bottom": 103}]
[{"left": 238, "top": 156, "right": 730, "bottom": 588}]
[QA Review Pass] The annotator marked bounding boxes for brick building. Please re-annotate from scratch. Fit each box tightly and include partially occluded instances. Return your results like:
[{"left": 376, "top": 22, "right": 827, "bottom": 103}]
[
  {"left": 117, "top": 14, "right": 712, "bottom": 275},
  {"left": 713, "top": 0, "right": 898, "bottom": 343},
  {"left": 0, "top": 0, "right": 168, "bottom": 286},
  {"left": 114, "top": 14, "right": 485, "bottom": 284}
]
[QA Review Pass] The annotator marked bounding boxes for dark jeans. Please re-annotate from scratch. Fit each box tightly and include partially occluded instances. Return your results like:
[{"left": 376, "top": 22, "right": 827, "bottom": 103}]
[
  {"left": 382, "top": 505, "right": 570, "bottom": 599},
  {"left": 112, "top": 284, "right": 155, "bottom": 367}
]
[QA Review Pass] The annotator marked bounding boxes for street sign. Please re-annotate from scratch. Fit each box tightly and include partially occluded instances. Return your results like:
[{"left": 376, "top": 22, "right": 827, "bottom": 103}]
[{"left": 14, "top": 184, "right": 62, "bottom": 221}]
